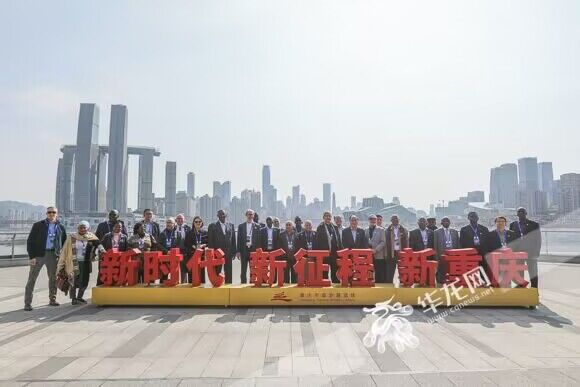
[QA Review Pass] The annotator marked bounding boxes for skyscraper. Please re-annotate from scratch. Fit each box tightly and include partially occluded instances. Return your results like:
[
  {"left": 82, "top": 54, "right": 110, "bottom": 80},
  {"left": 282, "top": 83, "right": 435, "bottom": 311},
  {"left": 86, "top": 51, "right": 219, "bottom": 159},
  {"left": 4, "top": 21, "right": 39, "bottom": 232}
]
[
  {"left": 96, "top": 149, "right": 107, "bottom": 212},
  {"left": 213, "top": 181, "right": 232, "bottom": 208},
  {"left": 73, "top": 103, "right": 100, "bottom": 212},
  {"left": 262, "top": 165, "right": 271, "bottom": 208},
  {"left": 292, "top": 185, "right": 300, "bottom": 208},
  {"left": 538, "top": 162, "right": 554, "bottom": 204},
  {"left": 518, "top": 157, "right": 539, "bottom": 191},
  {"left": 106, "top": 104, "right": 128, "bottom": 213},
  {"left": 350, "top": 196, "right": 356, "bottom": 209},
  {"left": 323, "top": 183, "right": 331, "bottom": 212},
  {"left": 165, "top": 161, "right": 177, "bottom": 216},
  {"left": 187, "top": 172, "right": 195, "bottom": 198},
  {"left": 560, "top": 173, "right": 580, "bottom": 214},
  {"left": 332, "top": 192, "right": 337, "bottom": 212},
  {"left": 490, "top": 163, "right": 518, "bottom": 208}
]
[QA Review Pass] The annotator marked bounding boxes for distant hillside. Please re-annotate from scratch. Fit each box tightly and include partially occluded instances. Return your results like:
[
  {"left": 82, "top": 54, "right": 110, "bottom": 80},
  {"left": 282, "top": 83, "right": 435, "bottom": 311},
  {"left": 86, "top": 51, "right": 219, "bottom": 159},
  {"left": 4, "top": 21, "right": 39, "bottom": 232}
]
[{"left": 0, "top": 201, "right": 47, "bottom": 219}]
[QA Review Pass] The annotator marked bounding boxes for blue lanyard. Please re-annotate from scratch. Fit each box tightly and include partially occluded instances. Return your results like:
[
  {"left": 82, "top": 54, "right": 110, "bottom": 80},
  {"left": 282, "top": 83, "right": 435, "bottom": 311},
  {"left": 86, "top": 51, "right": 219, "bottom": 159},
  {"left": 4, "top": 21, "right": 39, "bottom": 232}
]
[
  {"left": 518, "top": 222, "right": 524, "bottom": 236},
  {"left": 470, "top": 224, "right": 479, "bottom": 237}
]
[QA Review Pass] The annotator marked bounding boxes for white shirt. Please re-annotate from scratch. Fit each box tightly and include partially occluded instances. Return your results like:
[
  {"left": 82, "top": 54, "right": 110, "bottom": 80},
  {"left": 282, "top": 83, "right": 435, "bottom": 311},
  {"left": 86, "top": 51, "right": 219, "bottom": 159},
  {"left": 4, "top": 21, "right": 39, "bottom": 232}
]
[
  {"left": 246, "top": 222, "right": 253, "bottom": 236},
  {"left": 420, "top": 229, "right": 428, "bottom": 244},
  {"left": 351, "top": 228, "right": 357, "bottom": 242},
  {"left": 75, "top": 240, "right": 87, "bottom": 261},
  {"left": 220, "top": 221, "right": 226, "bottom": 234},
  {"left": 177, "top": 225, "right": 186, "bottom": 239}
]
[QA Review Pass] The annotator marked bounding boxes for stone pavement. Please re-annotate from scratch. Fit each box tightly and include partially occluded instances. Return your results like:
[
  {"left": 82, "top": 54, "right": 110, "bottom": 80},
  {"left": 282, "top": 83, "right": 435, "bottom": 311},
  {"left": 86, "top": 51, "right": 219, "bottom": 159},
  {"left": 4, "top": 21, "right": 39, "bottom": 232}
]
[{"left": 0, "top": 260, "right": 580, "bottom": 386}]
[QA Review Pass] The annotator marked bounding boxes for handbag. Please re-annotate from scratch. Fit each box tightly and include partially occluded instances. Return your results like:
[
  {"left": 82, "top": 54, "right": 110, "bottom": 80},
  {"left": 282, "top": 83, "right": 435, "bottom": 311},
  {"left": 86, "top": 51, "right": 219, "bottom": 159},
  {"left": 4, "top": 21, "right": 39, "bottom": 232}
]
[{"left": 56, "top": 269, "right": 71, "bottom": 295}]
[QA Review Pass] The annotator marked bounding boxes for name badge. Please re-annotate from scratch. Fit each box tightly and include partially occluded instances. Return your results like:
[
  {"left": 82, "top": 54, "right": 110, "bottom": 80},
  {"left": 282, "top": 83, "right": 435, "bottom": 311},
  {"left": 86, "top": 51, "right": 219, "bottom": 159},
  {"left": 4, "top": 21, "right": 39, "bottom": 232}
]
[
  {"left": 288, "top": 242, "right": 293, "bottom": 250},
  {"left": 267, "top": 238, "right": 273, "bottom": 249},
  {"left": 307, "top": 242, "right": 313, "bottom": 250},
  {"left": 473, "top": 235, "right": 480, "bottom": 246},
  {"left": 445, "top": 240, "right": 452, "bottom": 248},
  {"left": 394, "top": 242, "right": 400, "bottom": 251}
]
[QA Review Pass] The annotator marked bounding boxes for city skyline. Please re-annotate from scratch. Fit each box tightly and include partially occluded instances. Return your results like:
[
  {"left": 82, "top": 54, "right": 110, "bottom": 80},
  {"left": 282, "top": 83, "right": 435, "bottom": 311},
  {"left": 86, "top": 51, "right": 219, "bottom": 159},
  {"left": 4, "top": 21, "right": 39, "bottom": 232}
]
[{"left": 2, "top": 2, "right": 580, "bottom": 211}]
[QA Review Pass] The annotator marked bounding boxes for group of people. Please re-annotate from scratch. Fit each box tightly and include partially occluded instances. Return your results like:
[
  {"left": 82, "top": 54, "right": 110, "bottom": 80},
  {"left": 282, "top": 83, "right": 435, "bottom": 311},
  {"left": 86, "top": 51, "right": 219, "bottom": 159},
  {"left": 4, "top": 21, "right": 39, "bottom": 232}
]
[{"left": 24, "top": 205, "right": 540, "bottom": 311}]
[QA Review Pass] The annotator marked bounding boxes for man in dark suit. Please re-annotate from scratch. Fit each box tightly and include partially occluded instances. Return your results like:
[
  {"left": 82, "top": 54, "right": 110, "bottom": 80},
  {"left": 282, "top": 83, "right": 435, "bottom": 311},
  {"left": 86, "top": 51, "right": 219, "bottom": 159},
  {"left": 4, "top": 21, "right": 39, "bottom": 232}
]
[
  {"left": 157, "top": 217, "right": 181, "bottom": 254},
  {"left": 460, "top": 211, "right": 489, "bottom": 268},
  {"left": 236, "top": 209, "right": 262, "bottom": 283},
  {"left": 315, "top": 211, "right": 343, "bottom": 283},
  {"left": 95, "top": 210, "right": 127, "bottom": 241},
  {"left": 297, "top": 220, "right": 316, "bottom": 251},
  {"left": 409, "top": 217, "right": 435, "bottom": 251},
  {"left": 342, "top": 215, "right": 368, "bottom": 249},
  {"left": 141, "top": 208, "right": 161, "bottom": 241},
  {"left": 25, "top": 206, "right": 67, "bottom": 311},
  {"left": 510, "top": 207, "right": 541, "bottom": 288},
  {"left": 208, "top": 209, "right": 237, "bottom": 284},
  {"left": 426, "top": 217, "right": 438, "bottom": 232},
  {"left": 385, "top": 215, "right": 409, "bottom": 284},
  {"left": 260, "top": 216, "right": 280, "bottom": 252}
]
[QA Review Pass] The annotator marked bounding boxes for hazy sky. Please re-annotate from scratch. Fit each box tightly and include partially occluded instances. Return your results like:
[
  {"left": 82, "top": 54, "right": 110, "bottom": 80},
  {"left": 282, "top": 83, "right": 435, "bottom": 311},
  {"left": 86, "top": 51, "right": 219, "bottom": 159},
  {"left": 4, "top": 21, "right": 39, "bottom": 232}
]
[{"left": 1, "top": 0, "right": 579, "bottom": 211}]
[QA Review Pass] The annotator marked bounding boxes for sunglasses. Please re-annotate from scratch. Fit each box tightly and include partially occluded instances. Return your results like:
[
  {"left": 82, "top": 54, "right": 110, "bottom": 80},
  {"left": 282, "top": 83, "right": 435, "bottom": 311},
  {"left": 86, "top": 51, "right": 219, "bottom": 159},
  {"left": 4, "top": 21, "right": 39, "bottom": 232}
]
[
  {"left": 47, "top": 211, "right": 56, "bottom": 214},
  {"left": 194, "top": 220, "right": 202, "bottom": 224}
]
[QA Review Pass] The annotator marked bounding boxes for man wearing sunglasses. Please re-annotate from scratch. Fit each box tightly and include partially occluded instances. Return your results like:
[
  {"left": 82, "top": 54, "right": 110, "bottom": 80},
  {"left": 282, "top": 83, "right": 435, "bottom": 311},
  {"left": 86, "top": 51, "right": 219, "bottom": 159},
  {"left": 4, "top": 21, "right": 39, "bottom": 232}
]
[{"left": 24, "top": 207, "right": 67, "bottom": 311}]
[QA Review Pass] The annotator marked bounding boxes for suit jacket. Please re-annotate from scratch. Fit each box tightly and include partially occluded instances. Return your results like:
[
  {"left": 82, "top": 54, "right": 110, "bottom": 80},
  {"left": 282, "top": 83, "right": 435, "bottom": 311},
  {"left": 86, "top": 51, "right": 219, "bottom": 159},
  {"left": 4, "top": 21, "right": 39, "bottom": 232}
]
[
  {"left": 434, "top": 227, "right": 460, "bottom": 259},
  {"left": 342, "top": 227, "right": 368, "bottom": 249},
  {"left": 141, "top": 221, "right": 161, "bottom": 240},
  {"left": 27, "top": 219, "right": 67, "bottom": 259},
  {"left": 208, "top": 221, "right": 236, "bottom": 257},
  {"left": 409, "top": 228, "right": 435, "bottom": 251},
  {"left": 174, "top": 224, "right": 191, "bottom": 255},
  {"left": 314, "top": 222, "right": 343, "bottom": 253},
  {"left": 297, "top": 230, "right": 316, "bottom": 251},
  {"left": 101, "top": 232, "right": 129, "bottom": 251},
  {"left": 95, "top": 220, "right": 128, "bottom": 241},
  {"left": 278, "top": 231, "right": 299, "bottom": 260},
  {"left": 237, "top": 222, "right": 262, "bottom": 254},
  {"left": 366, "top": 226, "right": 386, "bottom": 259},
  {"left": 385, "top": 225, "right": 409, "bottom": 260},
  {"left": 460, "top": 223, "right": 489, "bottom": 256},
  {"left": 157, "top": 228, "right": 182, "bottom": 254},
  {"left": 509, "top": 220, "right": 541, "bottom": 258},
  {"left": 485, "top": 229, "right": 517, "bottom": 254},
  {"left": 184, "top": 228, "right": 208, "bottom": 258},
  {"left": 260, "top": 227, "right": 281, "bottom": 251}
]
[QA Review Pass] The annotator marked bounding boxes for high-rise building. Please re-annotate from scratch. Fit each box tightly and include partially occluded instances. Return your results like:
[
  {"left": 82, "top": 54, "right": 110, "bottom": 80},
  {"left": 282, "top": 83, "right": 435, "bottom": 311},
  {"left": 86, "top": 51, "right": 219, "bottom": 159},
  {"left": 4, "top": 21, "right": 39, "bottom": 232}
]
[
  {"left": 292, "top": 185, "right": 300, "bottom": 208},
  {"left": 518, "top": 157, "right": 539, "bottom": 191},
  {"left": 323, "top": 183, "right": 331, "bottom": 212},
  {"left": 538, "top": 162, "right": 554, "bottom": 205},
  {"left": 332, "top": 192, "right": 337, "bottom": 212},
  {"left": 262, "top": 165, "right": 271, "bottom": 208},
  {"left": 165, "top": 161, "right": 177, "bottom": 216},
  {"left": 300, "top": 194, "right": 306, "bottom": 207},
  {"left": 490, "top": 163, "right": 518, "bottom": 208},
  {"left": 560, "top": 173, "right": 580, "bottom": 214},
  {"left": 106, "top": 104, "right": 128, "bottom": 213},
  {"left": 176, "top": 190, "right": 195, "bottom": 218},
  {"left": 73, "top": 103, "right": 100, "bottom": 212},
  {"left": 241, "top": 189, "right": 261, "bottom": 211},
  {"left": 187, "top": 172, "right": 195, "bottom": 198},
  {"left": 213, "top": 181, "right": 232, "bottom": 208},
  {"left": 96, "top": 149, "right": 107, "bottom": 212},
  {"left": 350, "top": 196, "right": 356, "bottom": 209},
  {"left": 199, "top": 194, "right": 212, "bottom": 222},
  {"left": 467, "top": 191, "right": 485, "bottom": 202}
]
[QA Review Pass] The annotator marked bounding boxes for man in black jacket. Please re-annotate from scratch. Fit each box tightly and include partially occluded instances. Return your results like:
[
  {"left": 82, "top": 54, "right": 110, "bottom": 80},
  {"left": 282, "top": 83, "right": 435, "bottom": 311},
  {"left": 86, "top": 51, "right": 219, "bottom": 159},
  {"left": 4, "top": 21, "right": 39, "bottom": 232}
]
[
  {"left": 236, "top": 209, "right": 262, "bottom": 283},
  {"left": 510, "top": 207, "right": 542, "bottom": 288},
  {"left": 260, "top": 217, "right": 280, "bottom": 252},
  {"left": 409, "top": 217, "right": 435, "bottom": 251},
  {"left": 460, "top": 211, "right": 490, "bottom": 268},
  {"left": 315, "top": 212, "right": 343, "bottom": 283},
  {"left": 208, "top": 210, "right": 237, "bottom": 284},
  {"left": 24, "top": 207, "right": 67, "bottom": 311},
  {"left": 95, "top": 210, "right": 127, "bottom": 241},
  {"left": 341, "top": 215, "right": 368, "bottom": 249},
  {"left": 141, "top": 208, "right": 161, "bottom": 241}
]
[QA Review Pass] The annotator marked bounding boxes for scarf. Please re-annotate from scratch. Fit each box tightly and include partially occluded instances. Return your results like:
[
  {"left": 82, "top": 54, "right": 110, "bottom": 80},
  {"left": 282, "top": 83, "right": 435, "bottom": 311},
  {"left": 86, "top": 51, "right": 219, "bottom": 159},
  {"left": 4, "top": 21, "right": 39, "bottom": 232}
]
[{"left": 57, "top": 232, "right": 99, "bottom": 276}]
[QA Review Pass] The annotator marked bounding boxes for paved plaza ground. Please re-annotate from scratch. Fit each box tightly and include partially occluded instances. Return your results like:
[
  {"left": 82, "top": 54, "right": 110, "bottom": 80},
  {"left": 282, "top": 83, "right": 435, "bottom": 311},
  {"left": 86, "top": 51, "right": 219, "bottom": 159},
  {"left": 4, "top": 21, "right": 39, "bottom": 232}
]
[{"left": 0, "top": 260, "right": 580, "bottom": 386}]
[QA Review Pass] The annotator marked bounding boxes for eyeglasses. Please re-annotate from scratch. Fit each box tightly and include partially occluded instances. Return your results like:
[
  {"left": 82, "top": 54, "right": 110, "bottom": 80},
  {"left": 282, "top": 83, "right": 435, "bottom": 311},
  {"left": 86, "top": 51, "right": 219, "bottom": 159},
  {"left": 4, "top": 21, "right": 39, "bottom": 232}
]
[{"left": 47, "top": 211, "right": 56, "bottom": 214}]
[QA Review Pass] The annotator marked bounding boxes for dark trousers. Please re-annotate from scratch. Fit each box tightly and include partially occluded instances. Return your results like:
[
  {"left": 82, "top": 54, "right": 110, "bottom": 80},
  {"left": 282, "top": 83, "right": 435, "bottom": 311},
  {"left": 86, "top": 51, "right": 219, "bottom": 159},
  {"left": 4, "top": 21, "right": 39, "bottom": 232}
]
[
  {"left": 222, "top": 255, "right": 233, "bottom": 284},
  {"left": 25, "top": 251, "right": 57, "bottom": 306},
  {"left": 284, "top": 256, "right": 296, "bottom": 284},
  {"left": 241, "top": 251, "right": 251, "bottom": 284},
  {"left": 374, "top": 258, "right": 387, "bottom": 283},
  {"left": 71, "top": 260, "right": 91, "bottom": 299},
  {"left": 180, "top": 257, "right": 190, "bottom": 284},
  {"left": 324, "top": 254, "right": 338, "bottom": 283},
  {"left": 436, "top": 256, "right": 447, "bottom": 285},
  {"left": 385, "top": 252, "right": 400, "bottom": 284},
  {"left": 528, "top": 257, "right": 539, "bottom": 288}
]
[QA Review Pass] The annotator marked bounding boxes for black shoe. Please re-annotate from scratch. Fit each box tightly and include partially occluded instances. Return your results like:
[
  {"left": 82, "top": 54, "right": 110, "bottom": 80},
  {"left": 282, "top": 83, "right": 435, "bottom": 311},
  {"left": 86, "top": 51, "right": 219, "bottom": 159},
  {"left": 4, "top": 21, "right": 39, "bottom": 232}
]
[
  {"left": 71, "top": 299, "right": 80, "bottom": 305},
  {"left": 49, "top": 300, "right": 60, "bottom": 306},
  {"left": 24, "top": 305, "right": 33, "bottom": 311},
  {"left": 77, "top": 298, "right": 87, "bottom": 304}
]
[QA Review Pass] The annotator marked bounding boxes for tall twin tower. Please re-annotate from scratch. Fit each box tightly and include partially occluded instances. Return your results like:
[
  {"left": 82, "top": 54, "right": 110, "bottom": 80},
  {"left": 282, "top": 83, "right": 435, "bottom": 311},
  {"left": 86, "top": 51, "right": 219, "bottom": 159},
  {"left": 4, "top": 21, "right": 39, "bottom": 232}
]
[{"left": 55, "top": 103, "right": 160, "bottom": 215}]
